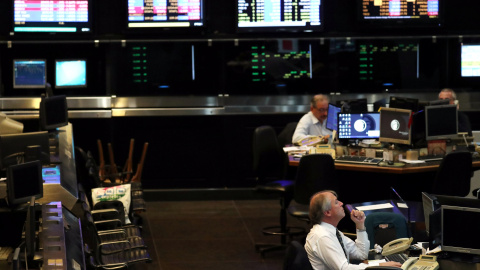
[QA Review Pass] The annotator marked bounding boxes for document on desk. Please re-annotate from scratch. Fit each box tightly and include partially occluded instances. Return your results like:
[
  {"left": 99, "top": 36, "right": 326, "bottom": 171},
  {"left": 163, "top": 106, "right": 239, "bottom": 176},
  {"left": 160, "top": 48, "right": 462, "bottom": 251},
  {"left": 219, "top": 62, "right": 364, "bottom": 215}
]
[
  {"left": 355, "top": 203, "right": 394, "bottom": 211},
  {"left": 399, "top": 158, "right": 426, "bottom": 164}
]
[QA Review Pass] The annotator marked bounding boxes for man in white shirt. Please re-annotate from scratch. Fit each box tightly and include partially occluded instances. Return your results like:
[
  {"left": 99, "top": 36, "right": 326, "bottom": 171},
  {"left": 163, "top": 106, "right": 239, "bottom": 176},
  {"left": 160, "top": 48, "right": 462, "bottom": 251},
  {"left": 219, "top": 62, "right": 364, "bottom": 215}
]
[
  {"left": 292, "top": 94, "right": 333, "bottom": 144},
  {"left": 305, "top": 190, "right": 402, "bottom": 270}
]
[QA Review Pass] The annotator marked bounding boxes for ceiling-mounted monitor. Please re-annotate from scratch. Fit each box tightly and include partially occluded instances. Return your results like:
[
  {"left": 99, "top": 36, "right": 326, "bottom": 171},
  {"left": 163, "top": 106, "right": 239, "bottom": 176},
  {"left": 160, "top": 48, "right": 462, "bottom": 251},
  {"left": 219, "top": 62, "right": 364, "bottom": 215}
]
[
  {"left": 13, "top": 0, "right": 91, "bottom": 33},
  {"left": 237, "top": 0, "right": 323, "bottom": 32},
  {"left": 358, "top": 0, "right": 442, "bottom": 28},
  {"left": 127, "top": 0, "right": 204, "bottom": 29}
]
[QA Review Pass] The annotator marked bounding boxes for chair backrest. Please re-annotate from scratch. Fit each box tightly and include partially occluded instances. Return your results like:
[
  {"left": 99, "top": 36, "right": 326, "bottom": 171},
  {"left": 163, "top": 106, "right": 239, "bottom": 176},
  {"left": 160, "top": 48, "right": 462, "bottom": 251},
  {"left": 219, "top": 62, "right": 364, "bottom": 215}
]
[
  {"left": 278, "top": 122, "right": 298, "bottom": 147},
  {"left": 365, "top": 212, "right": 410, "bottom": 249},
  {"left": 253, "top": 126, "right": 288, "bottom": 183},
  {"left": 294, "top": 154, "right": 337, "bottom": 205},
  {"left": 283, "top": 240, "right": 313, "bottom": 270},
  {"left": 433, "top": 151, "right": 472, "bottom": 197}
]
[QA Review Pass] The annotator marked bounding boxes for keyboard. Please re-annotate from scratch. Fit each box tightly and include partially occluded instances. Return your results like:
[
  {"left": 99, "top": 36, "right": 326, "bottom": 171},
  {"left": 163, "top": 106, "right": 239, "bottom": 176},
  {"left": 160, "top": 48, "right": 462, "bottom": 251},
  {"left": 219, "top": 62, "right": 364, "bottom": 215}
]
[
  {"left": 385, "top": 253, "right": 409, "bottom": 264},
  {"left": 418, "top": 155, "right": 444, "bottom": 162},
  {"left": 335, "top": 156, "right": 383, "bottom": 165}
]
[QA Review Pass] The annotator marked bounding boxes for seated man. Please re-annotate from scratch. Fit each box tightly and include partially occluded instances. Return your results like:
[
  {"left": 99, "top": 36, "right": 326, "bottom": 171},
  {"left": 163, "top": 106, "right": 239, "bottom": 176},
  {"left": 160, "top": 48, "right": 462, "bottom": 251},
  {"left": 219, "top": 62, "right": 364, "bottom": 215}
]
[
  {"left": 292, "top": 94, "right": 333, "bottom": 144},
  {"left": 305, "top": 190, "right": 402, "bottom": 270},
  {"left": 438, "top": 88, "right": 472, "bottom": 136}
]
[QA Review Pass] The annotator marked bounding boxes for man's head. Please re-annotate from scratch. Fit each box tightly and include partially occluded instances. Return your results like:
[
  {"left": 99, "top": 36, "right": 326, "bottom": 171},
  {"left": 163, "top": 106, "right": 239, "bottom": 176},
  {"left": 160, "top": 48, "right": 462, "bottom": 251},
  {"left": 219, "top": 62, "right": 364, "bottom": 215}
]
[
  {"left": 310, "top": 94, "right": 329, "bottom": 123},
  {"left": 309, "top": 190, "right": 345, "bottom": 226},
  {"left": 439, "top": 88, "right": 458, "bottom": 108}
]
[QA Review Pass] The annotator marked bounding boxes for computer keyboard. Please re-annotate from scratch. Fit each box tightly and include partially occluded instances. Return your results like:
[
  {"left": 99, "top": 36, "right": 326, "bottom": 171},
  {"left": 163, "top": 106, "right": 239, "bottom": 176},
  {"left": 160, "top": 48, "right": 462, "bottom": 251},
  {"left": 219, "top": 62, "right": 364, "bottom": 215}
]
[
  {"left": 335, "top": 156, "right": 383, "bottom": 165},
  {"left": 418, "top": 155, "right": 444, "bottom": 162},
  {"left": 385, "top": 253, "right": 409, "bottom": 264}
]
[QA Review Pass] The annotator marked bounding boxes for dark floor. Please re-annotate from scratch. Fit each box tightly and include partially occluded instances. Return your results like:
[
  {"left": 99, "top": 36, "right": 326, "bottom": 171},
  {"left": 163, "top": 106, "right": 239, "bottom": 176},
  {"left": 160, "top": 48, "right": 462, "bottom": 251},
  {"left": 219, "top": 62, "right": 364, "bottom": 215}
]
[{"left": 135, "top": 199, "right": 315, "bottom": 270}]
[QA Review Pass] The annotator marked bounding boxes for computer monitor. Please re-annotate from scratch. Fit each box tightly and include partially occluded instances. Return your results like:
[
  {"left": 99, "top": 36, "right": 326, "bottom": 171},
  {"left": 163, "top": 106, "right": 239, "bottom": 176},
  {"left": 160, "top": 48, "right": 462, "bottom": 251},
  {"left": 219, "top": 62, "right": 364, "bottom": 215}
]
[
  {"left": 337, "top": 112, "right": 380, "bottom": 140},
  {"left": 357, "top": 0, "right": 442, "bottom": 28},
  {"left": 337, "top": 99, "right": 368, "bottom": 113},
  {"left": 0, "top": 131, "right": 50, "bottom": 170},
  {"left": 55, "top": 60, "right": 87, "bottom": 88},
  {"left": 237, "top": 0, "right": 323, "bottom": 32},
  {"left": 13, "top": 0, "right": 91, "bottom": 33},
  {"left": 425, "top": 105, "right": 458, "bottom": 141},
  {"left": 389, "top": 96, "right": 419, "bottom": 112},
  {"left": 429, "top": 99, "right": 450, "bottom": 106},
  {"left": 13, "top": 60, "right": 46, "bottom": 89},
  {"left": 326, "top": 103, "right": 341, "bottom": 131},
  {"left": 461, "top": 43, "right": 480, "bottom": 77},
  {"left": 410, "top": 110, "right": 427, "bottom": 148},
  {"left": 39, "top": 95, "right": 69, "bottom": 131},
  {"left": 379, "top": 107, "right": 412, "bottom": 145},
  {"left": 6, "top": 161, "right": 43, "bottom": 206},
  {"left": 127, "top": 0, "right": 204, "bottom": 29},
  {"left": 442, "top": 206, "right": 480, "bottom": 255}
]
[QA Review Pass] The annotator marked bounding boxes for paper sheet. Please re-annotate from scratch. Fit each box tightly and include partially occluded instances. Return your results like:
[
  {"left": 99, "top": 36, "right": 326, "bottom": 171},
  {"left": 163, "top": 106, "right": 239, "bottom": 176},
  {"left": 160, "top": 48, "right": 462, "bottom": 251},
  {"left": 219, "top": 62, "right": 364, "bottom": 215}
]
[
  {"left": 355, "top": 203, "right": 394, "bottom": 211},
  {"left": 397, "top": 202, "right": 409, "bottom": 208},
  {"left": 399, "top": 158, "right": 426, "bottom": 164}
]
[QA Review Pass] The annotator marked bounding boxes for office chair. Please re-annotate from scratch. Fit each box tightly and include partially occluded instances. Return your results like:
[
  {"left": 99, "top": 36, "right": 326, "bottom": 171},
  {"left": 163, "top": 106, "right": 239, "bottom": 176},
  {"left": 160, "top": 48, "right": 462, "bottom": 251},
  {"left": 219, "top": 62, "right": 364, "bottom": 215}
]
[
  {"left": 277, "top": 122, "right": 298, "bottom": 147},
  {"left": 283, "top": 240, "right": 313, "bottom": 270},
  {"left": 432, "top": 151, "right": 472, "bottom": 197},
  {"left": 252, "top": 126, "right": 305, "bottom": 256},
  {"left": 364, "top": 212, "right": 410, "bottom": 249},
  {"left": 287, "top": 154, "right": 337, "bottom": 223}
]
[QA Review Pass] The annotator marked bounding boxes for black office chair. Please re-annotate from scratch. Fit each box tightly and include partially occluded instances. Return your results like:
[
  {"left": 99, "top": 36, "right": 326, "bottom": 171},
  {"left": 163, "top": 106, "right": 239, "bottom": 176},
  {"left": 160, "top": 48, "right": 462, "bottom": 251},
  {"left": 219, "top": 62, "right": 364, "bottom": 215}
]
[
  {"left": 432, "top": 151, "right": 472, "bottom": 197},
  {"left": 278, "top": 122, "right": 298, "bottom": 147},
  {"left": 364, "top": 212, "right": 410, "bottom": 249},
  {"left": 253, "top": 126, "right": 305, "bottom": 256},
  {"left": 287, "top": 154, "right": 337, "bottom": 223},
  {"left": 283, "top": 240, "right": 313, "bottom": 270}
]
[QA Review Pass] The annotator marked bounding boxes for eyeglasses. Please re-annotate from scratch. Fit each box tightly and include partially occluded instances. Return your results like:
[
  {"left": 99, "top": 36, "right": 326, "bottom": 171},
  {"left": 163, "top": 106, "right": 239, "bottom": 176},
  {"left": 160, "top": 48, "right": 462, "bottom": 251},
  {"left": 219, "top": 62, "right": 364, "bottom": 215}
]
[{"left": 316, "top": 108, "right": 328, "bottom": 113}]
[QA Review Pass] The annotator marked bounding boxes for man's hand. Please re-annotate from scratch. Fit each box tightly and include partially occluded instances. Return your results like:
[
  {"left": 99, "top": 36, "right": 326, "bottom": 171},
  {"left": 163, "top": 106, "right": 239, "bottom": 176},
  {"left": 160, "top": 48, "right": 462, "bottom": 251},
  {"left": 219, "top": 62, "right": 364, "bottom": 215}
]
[
  {"left": 379, "top": 261, "right": 403, "bottom": 268},
  {"left": 350, "top": 210, "right": 366, "bottom": 230}
]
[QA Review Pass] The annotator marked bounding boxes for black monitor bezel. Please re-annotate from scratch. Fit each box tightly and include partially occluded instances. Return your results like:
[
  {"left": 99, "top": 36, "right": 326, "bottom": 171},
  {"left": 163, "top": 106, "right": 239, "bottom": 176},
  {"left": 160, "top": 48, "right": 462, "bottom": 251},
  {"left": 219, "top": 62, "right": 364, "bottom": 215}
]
[
  {"left": 425, "top": 104, "right": 458, "bottom": 141},
  {"left": 441, "top": 205, "right": 480, "bottom": 255},
  {"left": 39, "top": 95, "right": 69, "bottom": 131},
  {"left": 6, "top": 161, "right": 43, "bottom": 206},
  {"left": 13, "top": 59, "right": 47, "bottom": 89},
  {"left": 389, "top": 96, "right": 419, "bottom": 112},
  {"left": 379, "top": 107, "right": 412, "bottom": 145}
]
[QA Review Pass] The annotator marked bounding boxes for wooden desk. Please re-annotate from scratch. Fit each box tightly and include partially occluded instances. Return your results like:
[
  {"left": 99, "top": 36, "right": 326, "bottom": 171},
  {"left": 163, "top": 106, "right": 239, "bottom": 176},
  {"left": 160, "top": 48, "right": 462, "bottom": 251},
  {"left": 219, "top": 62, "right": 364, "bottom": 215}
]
[{"left": 288, "top": 155, "right": 480, "bottom": 174}]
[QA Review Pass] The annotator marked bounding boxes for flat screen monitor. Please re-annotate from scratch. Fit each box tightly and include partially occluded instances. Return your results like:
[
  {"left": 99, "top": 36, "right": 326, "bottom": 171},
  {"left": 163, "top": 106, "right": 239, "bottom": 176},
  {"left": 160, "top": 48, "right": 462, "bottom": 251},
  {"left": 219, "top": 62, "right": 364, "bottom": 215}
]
[
  {"left": 442, "top": 206, "right": 480, "bottom": 255},
  {"left": 13, "top": 0, "right": 91, "bottom": 33},
  {"left": 55, "top": 60, "right": 87, "bottom": 88},
  {"left": 389, "top": 96, "right": 419, "bottom": 112},
  {"left": 425, "top": 104, "right": 458, "bottom": 141},
  {"left": 337, "top": 99, "right": 368, "bottom": 113},
  {"left": 358, "top": 0, "right": 442, "bottom": 27},
  {"left": 429, "top": 99, "right": 450, "bottom": 106},
  {"left": 128, "top": 0, "right": 204, "bottom": 28},
  {"left": 461, "top": 44, "right": 480, "bottom": 77},
  {"left": 39, "top": 95, "right": 69, "bottom": 131},
  {"left": 326, "top": 103, "right": 341, "bottom": 131},
  {"left": 337, "top": 112, "right": 380, "bottom": 140},
  {"left": 13, "top": 60, "right": 46, "bottom": 89},
  {"left": 379, "top": 107, "right": 412, "bottom": 145},
  {"left": 237, "top": 0, "right": 323, "bottom": 32},
  {"left": 0, "top": 131, "right": 50, "bottom": 170},
  {"left": 6, "top": 161, "right": 43, "bottom": 206}
]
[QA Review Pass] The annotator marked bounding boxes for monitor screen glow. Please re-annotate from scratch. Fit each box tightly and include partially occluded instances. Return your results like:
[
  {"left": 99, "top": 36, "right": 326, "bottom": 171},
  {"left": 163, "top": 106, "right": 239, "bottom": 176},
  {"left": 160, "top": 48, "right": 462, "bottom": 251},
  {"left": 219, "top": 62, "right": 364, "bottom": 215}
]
[
  {"left": 461, "top": 44, "right": 480, "bottom": 77},
  {"left": 13, "top": 0, "right": 91, "bottom": 33},
  {"left": 237, "top": 0, "right": 323, "bottom": 32},
  {"left": 379, "top": 107, "right": 412, "bottom": 145},
  {"left": 326, "top": 103, "right": 341, "bottom": 131},
  {"left": 425, "top": 105, "right": 458, "bottom": 141},
  {"left": 13, "top": 60, "right": 47, "bottom": 89},
  {"left": 337, "top": 112, "right": 380, "bottom": 140},
  {"left": 55, "top": 60, "right": 87, "bottom": 88}
]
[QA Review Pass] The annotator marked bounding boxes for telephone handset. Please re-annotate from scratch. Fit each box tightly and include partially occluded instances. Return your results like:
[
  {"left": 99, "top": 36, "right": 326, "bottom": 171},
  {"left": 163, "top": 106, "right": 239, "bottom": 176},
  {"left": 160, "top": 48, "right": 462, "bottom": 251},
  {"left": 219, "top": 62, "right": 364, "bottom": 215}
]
[
  {"left": 401, "top": 255, "right": 439, "bottom": 270},
  {"left": 381, "top": 237, "right": 413, "bottom": 256}
]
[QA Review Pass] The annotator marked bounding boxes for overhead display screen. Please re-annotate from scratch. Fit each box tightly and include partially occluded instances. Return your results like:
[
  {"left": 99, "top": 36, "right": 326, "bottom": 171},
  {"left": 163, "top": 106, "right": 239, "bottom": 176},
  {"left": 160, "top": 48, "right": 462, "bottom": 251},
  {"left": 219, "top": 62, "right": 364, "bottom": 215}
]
[
  {"left": 128, "top": 0, "right": 203, "bottom": 28},
  {"left": 13, "top": 0, "right": 91, "bottom": 33},
  {"left": 237, "top": 0, "right": 322, "bottom": 32}
]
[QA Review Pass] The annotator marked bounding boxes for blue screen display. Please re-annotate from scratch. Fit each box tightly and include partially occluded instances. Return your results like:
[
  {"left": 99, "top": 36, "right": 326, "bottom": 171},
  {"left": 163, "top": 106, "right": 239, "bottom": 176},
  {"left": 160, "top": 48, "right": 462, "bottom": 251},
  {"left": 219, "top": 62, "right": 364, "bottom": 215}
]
[
  {"left": 55, "top": 60, "right": 87, "bottom": 87},
  {"left": 326, "top": 103, "right": 341, "bottom": 131},
  {"left": 13, "top": 60, "right": 47, "bottom": 88},
  {"left": 338, "top": 112, "right": 380, "bottom": 139}
]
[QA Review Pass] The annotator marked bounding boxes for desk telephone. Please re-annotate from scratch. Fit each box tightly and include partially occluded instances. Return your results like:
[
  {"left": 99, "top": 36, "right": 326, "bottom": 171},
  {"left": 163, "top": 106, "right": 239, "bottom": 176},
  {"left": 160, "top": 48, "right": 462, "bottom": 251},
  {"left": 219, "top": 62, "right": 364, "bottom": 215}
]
[{"left": 382, "top": 238, "right": 439, "bottom": 270}]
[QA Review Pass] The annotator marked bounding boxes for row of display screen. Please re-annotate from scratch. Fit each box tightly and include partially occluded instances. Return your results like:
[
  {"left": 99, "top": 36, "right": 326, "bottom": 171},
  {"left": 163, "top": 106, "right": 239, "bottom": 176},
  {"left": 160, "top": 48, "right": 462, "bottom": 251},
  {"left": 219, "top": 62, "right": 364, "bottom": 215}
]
[
  {"left": 327, "top": 103, "right": 459, "bottom": 145},
  {"left": 10, "top": 0, "right": 442, "bottom": 34},
  {"left": 10, "top": 42, "right": 480, "bottom": 91}
]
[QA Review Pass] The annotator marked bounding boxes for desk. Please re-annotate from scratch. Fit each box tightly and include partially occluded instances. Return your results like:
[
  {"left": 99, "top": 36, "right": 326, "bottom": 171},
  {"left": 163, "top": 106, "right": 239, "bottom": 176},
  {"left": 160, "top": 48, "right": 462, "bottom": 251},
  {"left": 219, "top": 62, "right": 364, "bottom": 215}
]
[{"left": 289, "top": 155, "right": 480, "bottom": 174}]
